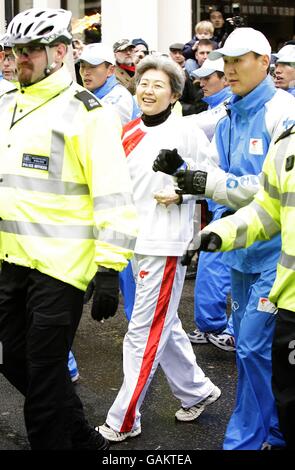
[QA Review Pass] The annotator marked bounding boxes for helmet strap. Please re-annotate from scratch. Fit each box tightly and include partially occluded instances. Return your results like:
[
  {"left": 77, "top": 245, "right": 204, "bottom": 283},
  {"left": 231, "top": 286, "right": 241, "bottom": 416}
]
[{"left": 44, "top": 45, "right": 57, "bottom": 76}]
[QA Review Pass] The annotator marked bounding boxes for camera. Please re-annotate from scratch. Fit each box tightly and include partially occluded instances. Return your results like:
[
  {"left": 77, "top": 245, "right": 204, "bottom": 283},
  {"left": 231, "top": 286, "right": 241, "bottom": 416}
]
[
  {"left": 219, "top": 2, "right": 246, "bottom": 46},
  {"left": 230, "top": 3, "right": 245, "bottom": 28}
]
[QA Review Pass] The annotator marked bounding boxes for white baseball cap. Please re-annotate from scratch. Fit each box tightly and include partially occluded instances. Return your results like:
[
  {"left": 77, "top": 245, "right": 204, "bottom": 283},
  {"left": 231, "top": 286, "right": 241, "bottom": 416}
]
[
  {"left": 209, "top": 28, "right": 271, "bottom": 60},
  {"left": 192, "top": 57, "right": 224, "bottom": 78},
  {"left": 274, "top": 45, "right": 295, "bottom": 64},
  {"left": 80, "top": 43, "right": 115, "bottom": 66}
]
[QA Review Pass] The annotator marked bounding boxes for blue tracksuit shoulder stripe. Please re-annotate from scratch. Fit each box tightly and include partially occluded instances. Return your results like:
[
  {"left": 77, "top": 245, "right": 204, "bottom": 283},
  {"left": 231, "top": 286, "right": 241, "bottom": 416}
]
[{"left": 203, "top": 86, "right": 232, "bottom": 109}]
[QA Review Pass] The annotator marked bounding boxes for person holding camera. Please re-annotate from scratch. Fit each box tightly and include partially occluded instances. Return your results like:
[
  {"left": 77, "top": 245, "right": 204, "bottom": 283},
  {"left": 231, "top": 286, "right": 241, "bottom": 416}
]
[{"left": 209, "top": 8, "right": 227, "bottom": 46}]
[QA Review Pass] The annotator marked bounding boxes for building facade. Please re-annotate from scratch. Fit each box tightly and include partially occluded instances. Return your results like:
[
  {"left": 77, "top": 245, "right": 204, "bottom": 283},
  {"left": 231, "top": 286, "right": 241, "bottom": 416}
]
[{"left": 0, "top": 1, "right": 295, "bottom": 53}]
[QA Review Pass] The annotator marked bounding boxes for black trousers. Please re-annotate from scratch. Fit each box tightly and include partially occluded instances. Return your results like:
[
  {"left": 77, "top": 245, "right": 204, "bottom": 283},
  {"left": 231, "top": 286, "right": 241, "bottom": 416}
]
[
  {"left": 272, "top": 308, "right": 295, "bottom": 449},
  {"left": 0, "top": 262, "right": 91, "bottom": 449}
]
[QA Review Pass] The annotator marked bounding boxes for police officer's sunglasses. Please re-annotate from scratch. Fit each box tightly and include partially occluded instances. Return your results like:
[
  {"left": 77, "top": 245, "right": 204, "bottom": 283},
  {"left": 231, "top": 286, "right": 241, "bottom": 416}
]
[{"left": 12, "top": 45, "right": 46, "bottom": 57}]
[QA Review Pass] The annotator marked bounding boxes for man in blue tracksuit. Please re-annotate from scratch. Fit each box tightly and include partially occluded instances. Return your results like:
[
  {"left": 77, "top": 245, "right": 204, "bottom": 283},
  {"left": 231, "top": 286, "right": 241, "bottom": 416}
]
[
  {"left": 67, "top": 44, "right": 139, "bottom": 377},
  {"left": 79, "top": 42, "right": 139, "bottom": 321},
  {"left": 79, "top": 42, "right": 140, "bottom": 126},
  {"left": 211, "top": 76, "right": 285, "bottom": 450},
  {"left": 186, "top": 58, "right": 234, "bottom": 349},
  {"left": 274, "top": 44, "right": 295, "bottom": 97},
  {"left": 154, "top": 28, "right": 295, "bottom": 449}
]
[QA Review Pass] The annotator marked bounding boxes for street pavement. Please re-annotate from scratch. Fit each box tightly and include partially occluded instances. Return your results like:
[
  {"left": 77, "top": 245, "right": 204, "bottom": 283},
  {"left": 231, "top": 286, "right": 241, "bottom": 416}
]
[{"left": 0, "top": 278, "right": 237, "bottom": 451}]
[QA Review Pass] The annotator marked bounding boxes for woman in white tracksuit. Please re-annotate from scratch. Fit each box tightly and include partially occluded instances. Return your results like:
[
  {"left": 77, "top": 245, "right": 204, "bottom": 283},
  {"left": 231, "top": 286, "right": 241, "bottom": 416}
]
[{"left": 99, "top": 55, "right": 221, "bottom": 442}]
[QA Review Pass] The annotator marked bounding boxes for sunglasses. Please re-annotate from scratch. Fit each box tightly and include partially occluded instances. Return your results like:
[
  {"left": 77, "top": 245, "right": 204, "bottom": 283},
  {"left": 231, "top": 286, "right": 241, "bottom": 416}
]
[{"left": 12, "top": 45, "right": 46, "bottom": 57}]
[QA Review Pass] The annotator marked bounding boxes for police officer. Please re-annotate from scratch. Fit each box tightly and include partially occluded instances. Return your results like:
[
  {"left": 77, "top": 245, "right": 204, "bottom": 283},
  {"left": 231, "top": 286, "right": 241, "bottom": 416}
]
[
  {"left": 0, "top": 39, "right": 17, "bottom": 95},
  {"left": 0, "top": 8, "right": 137, "bottom": 450}
]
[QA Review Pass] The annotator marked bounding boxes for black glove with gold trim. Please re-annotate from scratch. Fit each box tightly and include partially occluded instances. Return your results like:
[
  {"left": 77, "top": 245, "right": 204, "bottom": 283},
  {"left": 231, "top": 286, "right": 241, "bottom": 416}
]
[{"left": 84, "top": 268, "right": 119, "bottom": 321}]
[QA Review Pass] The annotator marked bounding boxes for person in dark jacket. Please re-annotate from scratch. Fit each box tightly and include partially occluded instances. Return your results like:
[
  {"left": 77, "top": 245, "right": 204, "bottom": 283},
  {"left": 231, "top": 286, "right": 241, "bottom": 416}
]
[
  {"left": 169, "top": 42, "right": 207, "bottom": 115},
  {"left": 183, "top": 21, "right": 217, "bottom": 61},
  {"left": 209, "top": 8, "right": 227, "bottom": 46},
  {"left": 132, "top": 38, "right": 149, "bottom": 64}
]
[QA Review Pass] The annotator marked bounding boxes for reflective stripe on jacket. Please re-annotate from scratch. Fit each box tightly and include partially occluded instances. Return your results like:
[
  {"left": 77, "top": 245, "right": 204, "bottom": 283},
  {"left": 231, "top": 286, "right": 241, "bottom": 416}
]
[
  {"left": 0, "top": 66, "right": 138, "bottom": 290},
  {"left": 212, "top": 76, "right": 295, "bottom": 273}
]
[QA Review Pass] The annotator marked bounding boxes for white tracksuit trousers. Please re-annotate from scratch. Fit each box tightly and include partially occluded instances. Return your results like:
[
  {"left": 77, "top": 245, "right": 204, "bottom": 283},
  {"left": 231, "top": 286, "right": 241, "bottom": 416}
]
[{"left": 106, "top": 254, "right": 215, "bottom": 432}]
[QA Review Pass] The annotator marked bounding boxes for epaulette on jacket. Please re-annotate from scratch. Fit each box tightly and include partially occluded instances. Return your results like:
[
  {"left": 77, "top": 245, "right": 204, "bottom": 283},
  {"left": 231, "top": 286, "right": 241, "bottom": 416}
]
[
  {"left": 0, "top": 87, "right": 17, "bottom": 99},
  {"left": 6, "top": 87, "right": 17, "bottom": 94},
  {"left": 74, "top": 90, "right": 102, "bottom": 111},
  {"left": 275, "top": 124, "right": 295, "bottom": 144}
]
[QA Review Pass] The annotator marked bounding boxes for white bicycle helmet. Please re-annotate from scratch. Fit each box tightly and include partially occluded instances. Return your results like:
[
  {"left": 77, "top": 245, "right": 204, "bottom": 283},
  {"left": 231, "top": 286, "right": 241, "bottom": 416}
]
[
  {"left": 0, "top": 34, "right": 13, "bottom": 49},
  {"left": 5, "top": 8, "right": 72, "bottom": 46}
]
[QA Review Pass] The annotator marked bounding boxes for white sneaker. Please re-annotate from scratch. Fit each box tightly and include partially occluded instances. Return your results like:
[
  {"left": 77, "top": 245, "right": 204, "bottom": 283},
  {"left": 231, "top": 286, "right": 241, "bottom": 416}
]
[
  {"left": 207, "top": 332, "right": 236, "bottom": 352},
  {"left": 175, "top": 385, "right": 221, "bottom": 422},
  {"left": 187, "top": 328, "right": 208, "bottom": 344},
  {"left": 97, "top": 423, "right": 141, "bottom": 442}
]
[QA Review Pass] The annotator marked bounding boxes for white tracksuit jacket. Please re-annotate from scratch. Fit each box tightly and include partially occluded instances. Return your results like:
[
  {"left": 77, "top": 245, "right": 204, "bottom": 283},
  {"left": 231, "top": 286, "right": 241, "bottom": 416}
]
[{"left": 105, "top": 113, "right": 218, "bottom": 433}]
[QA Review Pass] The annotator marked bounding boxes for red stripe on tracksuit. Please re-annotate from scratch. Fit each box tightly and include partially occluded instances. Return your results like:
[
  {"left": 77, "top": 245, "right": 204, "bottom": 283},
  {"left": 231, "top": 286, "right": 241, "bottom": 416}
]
[
  {"left": 120, "top": 256, "right": 177, "bottom": 432},
  {"left": 122, "top": 117, "right": 142, "bottom": 139},
  {"left": 122, "top": 118, "right": 146, "bottom": 157}
]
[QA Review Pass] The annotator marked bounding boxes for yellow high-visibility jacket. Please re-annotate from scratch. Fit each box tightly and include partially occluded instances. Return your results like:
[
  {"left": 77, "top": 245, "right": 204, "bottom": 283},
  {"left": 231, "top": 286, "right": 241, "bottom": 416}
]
[
  {"left": 204, "top": 126, "right": 295, "bottom": 310},
  {"left": 0, "top": 66, "right": 138, "bottom": 290}
]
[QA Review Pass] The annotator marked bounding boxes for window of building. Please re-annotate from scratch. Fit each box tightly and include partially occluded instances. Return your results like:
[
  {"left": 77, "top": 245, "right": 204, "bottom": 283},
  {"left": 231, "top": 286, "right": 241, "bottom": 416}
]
[
  {"left": 195, "top": 1, "right": 295, "bottom": 50},
  {"left": 62, "top": 1, "right": 101, "bottom": 44},
  {"left": 5, "top": 0, "right": 33, "bottom": 25},
  {"left": 61, "top": 1, "right": 101, "bottom": 19}
]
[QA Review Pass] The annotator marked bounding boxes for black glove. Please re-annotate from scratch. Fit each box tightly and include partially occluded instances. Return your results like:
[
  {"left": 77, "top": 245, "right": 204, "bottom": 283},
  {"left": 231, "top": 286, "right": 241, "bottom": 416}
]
[
  {"left": 152, "top": 148, "right": 185, "bottom": 175},
  {"left": 220, "top": 210, "right": 235, "bottom": 218},
  {"left": 84, "top": 269, "right": 119, "bottom": 321},
  {"left": 181, "top": 249, "right": 198, "bottom": 267},
  {"left": 199, "top": 232, "right": 222, "bottom": 252},
  {"left": 175, "top": 170, "right": 207, "bottom": 195}
]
